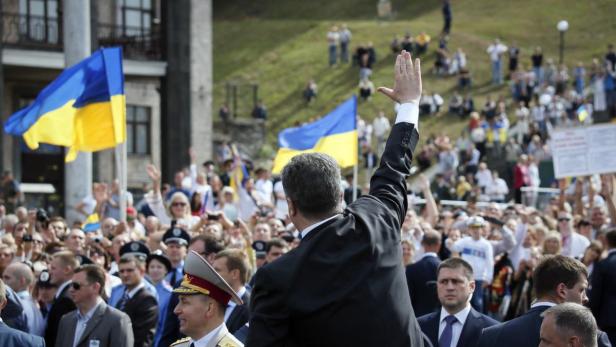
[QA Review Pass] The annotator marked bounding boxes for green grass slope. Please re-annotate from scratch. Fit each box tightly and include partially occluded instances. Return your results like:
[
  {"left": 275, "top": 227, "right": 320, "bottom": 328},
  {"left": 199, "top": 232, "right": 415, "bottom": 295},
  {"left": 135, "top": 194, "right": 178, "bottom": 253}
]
[{"left": 213, "top": 0, "right": 616, "bottom": 155}]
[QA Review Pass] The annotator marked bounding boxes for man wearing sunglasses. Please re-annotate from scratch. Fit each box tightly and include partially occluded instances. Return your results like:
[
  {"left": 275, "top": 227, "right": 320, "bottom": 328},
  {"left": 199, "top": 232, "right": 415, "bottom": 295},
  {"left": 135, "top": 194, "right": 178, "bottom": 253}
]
[
  {"left": 557, "top": 211, "right": 590, "bottom": 259},
  {"left": 55, "top": 264, "right": 133, "bottom": 347}
]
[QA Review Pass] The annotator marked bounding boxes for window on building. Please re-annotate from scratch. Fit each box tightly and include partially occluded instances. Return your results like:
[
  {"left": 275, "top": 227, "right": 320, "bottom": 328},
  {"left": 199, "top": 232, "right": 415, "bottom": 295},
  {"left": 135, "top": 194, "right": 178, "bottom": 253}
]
[
  {"left": 126, "top": 105, "right": 151, "bottom": 155},
  {"left": 120, "top": 0, "right": 152, "bottom": 37},
  {"left": 18, "top": 0, "right": 59, "bottom": 43}
]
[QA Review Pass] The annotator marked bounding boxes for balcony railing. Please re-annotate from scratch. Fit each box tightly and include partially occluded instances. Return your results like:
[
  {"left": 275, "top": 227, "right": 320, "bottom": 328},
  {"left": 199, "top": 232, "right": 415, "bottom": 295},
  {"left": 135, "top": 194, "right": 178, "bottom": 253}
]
[{"left": 1, "top": 12, "right": 162, "bottom": 61}]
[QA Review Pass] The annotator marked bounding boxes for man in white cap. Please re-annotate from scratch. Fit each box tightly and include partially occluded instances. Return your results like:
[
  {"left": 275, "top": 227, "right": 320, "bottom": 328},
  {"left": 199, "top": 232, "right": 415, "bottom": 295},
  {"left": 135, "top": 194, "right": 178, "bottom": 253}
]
[
  {"left": 447, "top": 215, "right": 494, "bottom": 313},
  {"left": 171, "top": 251, "right": 243, "bottom": 347}
]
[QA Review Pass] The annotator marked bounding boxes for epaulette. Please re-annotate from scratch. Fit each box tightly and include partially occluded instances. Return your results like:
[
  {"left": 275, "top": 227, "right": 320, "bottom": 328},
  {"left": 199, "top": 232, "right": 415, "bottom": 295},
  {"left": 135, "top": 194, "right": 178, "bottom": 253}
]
[
  {"left": 217, "top": 334, "right": 244, "bottom": 347},
  {"left": 171, "top": 337, "right": 191, "bottom": 347}
]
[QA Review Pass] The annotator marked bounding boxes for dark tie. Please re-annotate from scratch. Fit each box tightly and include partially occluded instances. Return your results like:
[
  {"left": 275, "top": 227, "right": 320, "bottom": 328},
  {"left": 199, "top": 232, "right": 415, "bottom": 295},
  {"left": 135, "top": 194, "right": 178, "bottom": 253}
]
[
  {"left": 116, "top": 289, "right": 129, "bottom": 311},
  {"left": 170, "top": 268, "right": 178, "bottom": 285},
  {"left": 189, "top": 343, "right": 194, "bottom": 347},
  {"left": 439, "top": 315, "right": 458, "bottom": 347}
]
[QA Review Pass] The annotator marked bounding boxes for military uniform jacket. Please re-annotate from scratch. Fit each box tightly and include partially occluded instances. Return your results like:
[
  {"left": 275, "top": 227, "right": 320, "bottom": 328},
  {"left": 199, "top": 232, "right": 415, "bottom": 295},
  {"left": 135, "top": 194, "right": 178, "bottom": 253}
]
[
  {"left": 172, "top": 324, "right": 243, "bottom": 347},
  {"left": 247, "top": 123, "right": 424, "bottom": 347}
]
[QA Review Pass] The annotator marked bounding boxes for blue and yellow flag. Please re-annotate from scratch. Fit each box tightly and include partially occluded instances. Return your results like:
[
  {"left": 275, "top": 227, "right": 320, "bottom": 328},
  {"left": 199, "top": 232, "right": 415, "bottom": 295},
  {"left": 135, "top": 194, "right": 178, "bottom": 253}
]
[
  {"left": 272, "top": 96, "right": 357, "bottom": 174},
  {"left": 4, "top": 47, "right": 126, "bottom": 161},
  {"left": 82, "top": 213, "right": 101, "bottom": 233}
]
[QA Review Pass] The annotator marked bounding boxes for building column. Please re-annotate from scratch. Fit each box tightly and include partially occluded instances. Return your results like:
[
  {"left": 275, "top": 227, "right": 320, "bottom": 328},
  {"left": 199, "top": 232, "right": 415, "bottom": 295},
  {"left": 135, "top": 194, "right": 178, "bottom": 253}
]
[
  {"left": 190, "top": 0, "right": 213, "bottom": 164},
  {"left": 63, "top": 0, "right": 92, "bottom": 223}
]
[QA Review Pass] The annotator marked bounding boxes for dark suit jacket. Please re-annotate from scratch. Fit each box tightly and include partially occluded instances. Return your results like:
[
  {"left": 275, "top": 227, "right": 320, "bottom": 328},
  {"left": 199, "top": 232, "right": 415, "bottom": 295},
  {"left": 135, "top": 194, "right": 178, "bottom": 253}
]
[
  {"left": 0, "top": 322, "right": 45, "bottom": 347},
  {"left": 406, "top": 254, "right": 441, "bottom": 317},
  {"left": 477, "top": 305, "right": 612, "bottom": 347},
  {"left": 123, "top": 287, "right": 159, "bottom": 347},
  {"left": 418, "top": 307, "right": 498, "bottom": 347},
  {"left": 45, "top": 284, "right": 76, "bottom": 347},
  {"left": 247, "top": 122, "right": 423, "bottom": 347},
  {"left": 55, "top": 301, "right": 134, "bottom": 347},
  {"left": 590, "top": 251, "right": 616, "bottom": 329},
  {"left": 226, "top": 289, "right": 251, "bottom": 334}
]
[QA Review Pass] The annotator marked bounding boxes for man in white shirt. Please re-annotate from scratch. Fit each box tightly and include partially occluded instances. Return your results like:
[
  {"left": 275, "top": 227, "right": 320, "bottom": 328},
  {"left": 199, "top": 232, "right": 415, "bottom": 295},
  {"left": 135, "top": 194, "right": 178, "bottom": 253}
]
[
  {"left": 487, "top": 39, "right": 508, "bottom": 85},
  {"left": 449, "top": 216, "right": 494, "bottom": 313},
  {"left": 557, "top": 211, "right": 590, "bottom": 258},
  {"left": 254, "top": 168, "right": 274, "bottom": 205},
  {"left": 417, "top": 258, "right": 498, "bottom": 347},
  {"left": 372, "top": 110, "right": 391, "bottom": 155},
  {"left": 485, "top": 170, "right": 509, "bottom": 202},
  {"left": 2, "top": 263, "right": 44, "bottom": 336},
  {"left": 475, "top": 162, "right": 492, "bottom": 192}
]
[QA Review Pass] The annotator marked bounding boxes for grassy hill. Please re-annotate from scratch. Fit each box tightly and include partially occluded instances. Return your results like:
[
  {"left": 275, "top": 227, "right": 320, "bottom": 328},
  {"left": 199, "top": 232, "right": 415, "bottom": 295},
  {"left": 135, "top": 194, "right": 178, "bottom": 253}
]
[{"left": 212, "top": 0, "right": 616, "bottom": 156}]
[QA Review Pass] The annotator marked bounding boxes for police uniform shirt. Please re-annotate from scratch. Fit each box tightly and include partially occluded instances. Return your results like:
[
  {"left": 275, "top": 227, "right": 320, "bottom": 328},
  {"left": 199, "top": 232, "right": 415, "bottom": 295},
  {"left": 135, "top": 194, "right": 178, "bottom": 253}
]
[{"left": 438, "top": 304, "right": 472, "bottom": 347}]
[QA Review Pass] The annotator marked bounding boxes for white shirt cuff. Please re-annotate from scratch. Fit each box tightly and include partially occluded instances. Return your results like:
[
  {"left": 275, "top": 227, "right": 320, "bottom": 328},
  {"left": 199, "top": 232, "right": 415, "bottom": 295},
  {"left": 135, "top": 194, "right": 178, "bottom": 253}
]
[{"left": 395, "top": 102, "right": 419, "bottom": 132}]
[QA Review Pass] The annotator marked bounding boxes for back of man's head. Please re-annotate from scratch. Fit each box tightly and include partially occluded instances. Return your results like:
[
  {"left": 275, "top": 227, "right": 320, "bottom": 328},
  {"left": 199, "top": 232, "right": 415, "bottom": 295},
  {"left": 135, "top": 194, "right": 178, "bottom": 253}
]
[
  {"left": 542, "top": 303, "right": 598, "bottom": 347},
  {"left": 4, "top": 262, "right": 34, "bottom": 292},
  {"left": 421, "top": 230, "right": 442, "bottom": 251},
  {"left": 605, "top": 229, "right": 616, "bottom": 249},
  {"left": 533, "top": 255, "right": 587, "bottom": 299},
  {"left": 282, "top": 153, "right": 341, "bottom": 219}
]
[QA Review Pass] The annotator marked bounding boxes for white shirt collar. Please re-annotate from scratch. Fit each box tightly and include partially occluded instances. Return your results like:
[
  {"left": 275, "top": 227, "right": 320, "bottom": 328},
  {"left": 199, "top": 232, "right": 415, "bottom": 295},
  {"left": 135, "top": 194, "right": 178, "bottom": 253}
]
[
  {"left": 440, "top": 304, "right": 472, "bottom": 326},
  {"left": 608, "top": 248, "right": 616, "bottom": 255},
  {"left": 126, "top": 282, "right": 145, "bottom": 299},
  {"left": 56, "top": 280, "right": 72, "bottom": 299},
  {"left": 421, "top": 252, "right": 438, "bottom": 260},
  {"left": 191, "top": 323, "right": 225, "bottom": 347},
  {"left": 531, "top": 301, "right": 557, "bottom": 309},
  {"left": 300, "top": 214, "right": 340, "bottom": 240},
  {"left": 78, "top": 297, "right": 103, "bottom": 321},
  {"left": 228, "top": 286, "right": 247, "bottom": 309}
]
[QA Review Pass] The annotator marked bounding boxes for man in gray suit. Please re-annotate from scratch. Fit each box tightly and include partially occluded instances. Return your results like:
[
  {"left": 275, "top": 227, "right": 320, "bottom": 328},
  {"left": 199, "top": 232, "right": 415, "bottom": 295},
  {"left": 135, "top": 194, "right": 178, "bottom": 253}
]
[{"left": 55, "top": 265, "right": 134, "bottom": 347}]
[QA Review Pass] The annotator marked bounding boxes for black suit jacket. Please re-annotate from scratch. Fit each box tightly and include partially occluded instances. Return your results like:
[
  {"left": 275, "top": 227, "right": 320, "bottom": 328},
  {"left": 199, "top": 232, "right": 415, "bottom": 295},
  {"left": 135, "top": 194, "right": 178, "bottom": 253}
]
[
  {"left": 247, "top": 123, "right": 423, "bottom": 347},
  {"left": 477, "top": 305, "right": 612, "bottom": 347},
  {"left": 158, "top": 280, "right": 182, "bottom": 347},
  {"left": 123, "top": 287, "right": 159, "bottom": 347},
  {"left": 0, "top": 322, "right": 45, "bottom": 347},
  {"left": 406, "top": 254, "right": 441, "bottom": 317},
  {"left": 226, "top": 290, "right": 251, "bottom": 334},
  {"left": 418, "top": 307, "right": 498, "bottom": 347},
  {"left": 590, "top": 251, "right": 616, "bottom": 329},
  {"left": 45, "top": 284, "right": 76, "bottom": 347}
]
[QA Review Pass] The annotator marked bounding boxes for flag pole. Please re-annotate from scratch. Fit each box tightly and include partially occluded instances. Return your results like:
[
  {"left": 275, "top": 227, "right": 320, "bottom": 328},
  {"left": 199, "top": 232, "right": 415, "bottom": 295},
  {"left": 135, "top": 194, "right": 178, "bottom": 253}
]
[
  {"left": 352, "top": 163, "right": 358, "bottom": 202},
  {"left": 115, "top": 142, "right": 127, "bottom": 223}
]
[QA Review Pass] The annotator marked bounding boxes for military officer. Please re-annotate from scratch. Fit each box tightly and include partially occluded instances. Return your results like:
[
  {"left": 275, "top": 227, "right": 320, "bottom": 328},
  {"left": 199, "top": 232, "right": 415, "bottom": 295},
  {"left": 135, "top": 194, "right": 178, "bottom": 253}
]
[{"left": 171, "top": 250, "right": 243, "bottom": 347}]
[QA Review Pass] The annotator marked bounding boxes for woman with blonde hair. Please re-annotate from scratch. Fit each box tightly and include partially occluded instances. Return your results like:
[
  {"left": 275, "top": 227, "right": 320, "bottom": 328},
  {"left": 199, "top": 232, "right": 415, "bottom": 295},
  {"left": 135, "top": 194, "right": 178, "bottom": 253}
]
[
  {"left": 401, "top": 240, "right": 414, "bottom": 266},
  {"left": 542, "top": 231, "right": 562, "bottom": 255},
  {"left": 145, "top": 165, "right": 200, "bottom": 230}
]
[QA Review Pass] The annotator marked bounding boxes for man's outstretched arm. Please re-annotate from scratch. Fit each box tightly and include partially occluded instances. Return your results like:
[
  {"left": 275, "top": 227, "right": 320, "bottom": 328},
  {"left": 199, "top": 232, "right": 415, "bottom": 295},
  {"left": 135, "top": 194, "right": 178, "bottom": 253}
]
[{"left": 367, "top": 50, "right": 422, "bottom": 224}]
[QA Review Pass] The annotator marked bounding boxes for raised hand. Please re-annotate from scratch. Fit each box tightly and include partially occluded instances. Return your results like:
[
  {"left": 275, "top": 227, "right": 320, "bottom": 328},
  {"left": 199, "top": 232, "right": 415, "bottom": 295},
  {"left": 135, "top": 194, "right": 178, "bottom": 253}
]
[
  {"left": 146, "top": 164, "right": 161, "bottom": 183},
  {"left": 377, "top": 50, "right": 422, "bottom": 104}
]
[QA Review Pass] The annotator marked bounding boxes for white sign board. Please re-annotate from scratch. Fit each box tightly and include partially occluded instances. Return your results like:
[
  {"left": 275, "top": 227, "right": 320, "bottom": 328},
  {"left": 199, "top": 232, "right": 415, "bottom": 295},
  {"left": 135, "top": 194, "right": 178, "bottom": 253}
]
[{"left": 551, "top": 123, "right": 616, "bottom": 178}]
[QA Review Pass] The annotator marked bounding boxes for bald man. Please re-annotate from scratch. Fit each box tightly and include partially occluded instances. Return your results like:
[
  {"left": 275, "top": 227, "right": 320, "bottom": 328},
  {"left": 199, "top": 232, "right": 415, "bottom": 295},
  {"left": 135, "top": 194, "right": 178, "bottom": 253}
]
[{"left": 2, "top": 263, "right": 44, "bottom": 336}]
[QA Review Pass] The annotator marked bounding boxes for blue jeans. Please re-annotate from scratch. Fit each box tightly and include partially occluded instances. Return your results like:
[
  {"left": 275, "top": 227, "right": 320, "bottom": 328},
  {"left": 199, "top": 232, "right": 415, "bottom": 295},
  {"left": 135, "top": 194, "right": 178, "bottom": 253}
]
[
  {"left": 472, "top": 280, "right": 485, "bottom": 313},
  {"left": 340, "top": 42, "right": 349, "bottom": 63},
  {"left": 533, "top": 67, "right": 544, "bottom": 84},
  {"left": 329, "top": 45, "right": 337, "bottom": 66},
  {"left": 492, "top": 60, "right": 502, "bottom": 84}
]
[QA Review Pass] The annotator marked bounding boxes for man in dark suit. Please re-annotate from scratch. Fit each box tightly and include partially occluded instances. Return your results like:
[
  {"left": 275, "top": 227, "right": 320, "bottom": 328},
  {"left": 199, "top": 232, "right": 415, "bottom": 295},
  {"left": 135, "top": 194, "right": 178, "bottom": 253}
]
[
  {"left": 477, "top": 255, "right": 612, "bottom": 347},
  {"left": 55, "top": 265, "right": 133, "bottom": 347},
  {"left": 590, "top": 229, "right": 616, "bottom": 344},
  {"left": 407, "top": 230, "right": 442, "bottom": 317},
  {"left": 116, "top": 255, "right": 159, "bottom": 347},
  {"left": 213, "top": 249, "right": 251, "bottom": 334},
  {"left": 0, "top": 279, "right": 45, "bottom": 347},
  {"left": 418, "top": 258, "right": 498, "bottom": 347},
  {"left": 45, "top": 251, "right": 79, "bottom": 347},
  {"left": 247, "top": 50, "right": 425, "bottom": 347},
  {"left": 540, "top": 303, "right": 600, "bottom": 347}
]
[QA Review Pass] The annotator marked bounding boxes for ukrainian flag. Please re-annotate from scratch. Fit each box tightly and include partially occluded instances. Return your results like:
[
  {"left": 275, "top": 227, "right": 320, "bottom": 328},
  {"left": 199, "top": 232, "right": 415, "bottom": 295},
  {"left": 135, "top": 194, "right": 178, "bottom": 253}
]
[
  {"left": 272, "top": 96, "right": 357, "bottom": 174},
  {"left": 4, "top": 47, "right": 126, "bottom": 161},
  {"left": 82, "top": 213, "right": 101, "bottom": 233}
]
